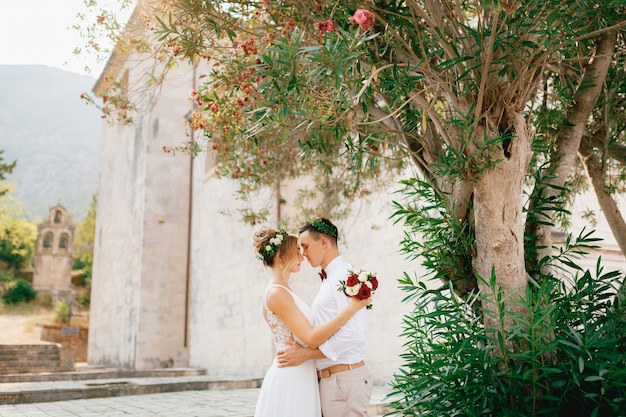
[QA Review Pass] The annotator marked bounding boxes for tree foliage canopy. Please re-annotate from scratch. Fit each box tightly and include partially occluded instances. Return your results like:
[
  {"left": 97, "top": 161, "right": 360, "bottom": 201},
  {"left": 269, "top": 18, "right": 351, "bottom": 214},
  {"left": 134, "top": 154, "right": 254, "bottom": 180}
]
[
  {"left": 85, "top": 0, "right": 626, "bottom": 289},
  {"left": 73, "top": 194, "right": 97, "bottom": 283},
  {"left": 0, "top": 193, "right": 37, "bottom": 271},
  {"left": 138, "top": 0, "right": 625, "bottom": 292},
  {"left": 0, "top": 149, "right": 16, "bottom": 197}
]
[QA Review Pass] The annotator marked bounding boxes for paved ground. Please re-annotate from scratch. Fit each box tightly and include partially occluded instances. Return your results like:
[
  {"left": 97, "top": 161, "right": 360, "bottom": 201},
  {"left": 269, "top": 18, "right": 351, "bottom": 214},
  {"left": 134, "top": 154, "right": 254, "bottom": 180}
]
[
  {"left": 0, "top": 385, "right": 392, "bottom": 417},
  {"left": 0, "top": 388, "right": 259, "bottom": 417}
]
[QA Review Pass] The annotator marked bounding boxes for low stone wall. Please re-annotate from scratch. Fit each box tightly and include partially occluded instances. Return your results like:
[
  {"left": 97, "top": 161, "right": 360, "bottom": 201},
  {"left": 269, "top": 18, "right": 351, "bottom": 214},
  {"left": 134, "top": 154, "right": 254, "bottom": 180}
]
[{"left": 40, "top": 324, "right": 88, "bottom": 363}]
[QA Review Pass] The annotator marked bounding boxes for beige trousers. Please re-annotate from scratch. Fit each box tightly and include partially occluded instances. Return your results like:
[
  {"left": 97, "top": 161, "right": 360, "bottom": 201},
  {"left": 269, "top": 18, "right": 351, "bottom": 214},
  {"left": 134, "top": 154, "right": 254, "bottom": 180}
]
[{"left": 319, "top": 365, "right": 372, "bottom": 417}]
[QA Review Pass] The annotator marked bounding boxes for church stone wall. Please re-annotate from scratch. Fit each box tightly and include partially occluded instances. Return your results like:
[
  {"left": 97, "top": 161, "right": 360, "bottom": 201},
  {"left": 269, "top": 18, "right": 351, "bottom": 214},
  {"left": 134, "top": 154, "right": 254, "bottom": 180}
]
[
  {"left": 188, "top": 171, "right": 272, "bottom": 377},
  {"left": 565, "top": 192, "right": 626, "bottom": 276},
  {"left": 89, "top": 58, "right": 193, "bottom": 369},
  {"left": 89, "top": 94, "right": 145, "bottom": 368},
  {"left": 133, "top": 61, "right": 194, "bottom": 369}
]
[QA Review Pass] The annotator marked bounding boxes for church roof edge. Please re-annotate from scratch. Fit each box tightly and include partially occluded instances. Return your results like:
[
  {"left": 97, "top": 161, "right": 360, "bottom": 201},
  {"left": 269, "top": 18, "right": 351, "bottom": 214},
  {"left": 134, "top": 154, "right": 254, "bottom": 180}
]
[{"left": 92, "top": 1, "right": 148, "bottom": 95}]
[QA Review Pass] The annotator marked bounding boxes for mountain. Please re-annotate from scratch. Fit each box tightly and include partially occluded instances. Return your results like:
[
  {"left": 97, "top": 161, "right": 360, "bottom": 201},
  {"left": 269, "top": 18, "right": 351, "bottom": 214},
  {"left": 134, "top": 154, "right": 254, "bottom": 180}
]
[{"left": 0, "top": 65, "right": 101, "bottom": 221}]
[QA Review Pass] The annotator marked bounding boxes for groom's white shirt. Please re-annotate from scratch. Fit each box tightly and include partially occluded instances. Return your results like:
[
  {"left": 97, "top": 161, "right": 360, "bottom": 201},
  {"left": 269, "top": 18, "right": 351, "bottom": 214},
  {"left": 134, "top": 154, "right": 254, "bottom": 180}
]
[{"left": 312, "top": 255, "right": 368, "bottom": 370}]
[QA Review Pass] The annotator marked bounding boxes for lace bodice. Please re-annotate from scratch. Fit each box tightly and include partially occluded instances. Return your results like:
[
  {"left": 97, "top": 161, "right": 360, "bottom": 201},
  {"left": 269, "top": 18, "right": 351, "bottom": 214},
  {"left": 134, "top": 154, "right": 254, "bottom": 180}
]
[{"left": 263, "top": 284, "right": 313, "bottom": 351}]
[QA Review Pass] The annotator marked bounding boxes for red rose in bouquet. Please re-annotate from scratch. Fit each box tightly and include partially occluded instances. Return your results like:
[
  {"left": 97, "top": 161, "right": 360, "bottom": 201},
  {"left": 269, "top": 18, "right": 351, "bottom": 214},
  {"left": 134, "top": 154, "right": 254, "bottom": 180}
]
[
  {"left": 357, "top": 284, "right": 371, "bottom": 299},
  {"left": 346, "top": 273, "right": 360, "bottom": 287},
  {"left": 338, "top": 269, "right": 378, "bottom": 309},
  {"left": 369, "top": 276, "right": 378, "bottom": 291}
]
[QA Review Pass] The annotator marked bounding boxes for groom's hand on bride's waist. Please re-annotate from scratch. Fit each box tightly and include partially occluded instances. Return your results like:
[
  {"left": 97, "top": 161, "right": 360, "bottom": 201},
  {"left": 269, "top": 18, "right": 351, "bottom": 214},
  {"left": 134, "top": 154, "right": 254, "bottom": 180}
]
[{"left": 277, "top": 340, "right": 325, "bottom": 368}]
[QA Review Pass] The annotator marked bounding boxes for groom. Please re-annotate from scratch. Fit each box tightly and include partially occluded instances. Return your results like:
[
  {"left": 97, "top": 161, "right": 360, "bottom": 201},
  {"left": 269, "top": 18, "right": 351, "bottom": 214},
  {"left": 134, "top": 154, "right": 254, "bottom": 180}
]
[{"left": 277, "top": 218, "right": 372, "bottom": 417}]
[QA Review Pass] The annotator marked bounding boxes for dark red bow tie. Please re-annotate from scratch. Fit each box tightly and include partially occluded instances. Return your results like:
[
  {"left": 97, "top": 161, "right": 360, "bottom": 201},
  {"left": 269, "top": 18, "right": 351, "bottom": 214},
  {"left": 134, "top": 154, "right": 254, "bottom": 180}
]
[{"left": 319, "top": 269, "right": 327, "bottom": 281}]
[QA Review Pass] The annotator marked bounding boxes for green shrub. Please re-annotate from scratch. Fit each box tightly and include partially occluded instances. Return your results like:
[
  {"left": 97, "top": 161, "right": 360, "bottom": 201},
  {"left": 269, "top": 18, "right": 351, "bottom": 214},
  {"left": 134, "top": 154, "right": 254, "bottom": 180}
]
[
  {"left": 389, "top": 256, "right": 626, "bottom": 417},
  {"left": 1, "top": 278, "right": 36, "bottom": 304},
  {"left": 54, "top": 299, "right": 70, "bottom": 324},
  {"left": 75, "top": 287, "right": 90, "bottom": 307},
  {"left": 0, "top": 270, "right": 14, "bottom": 282}
]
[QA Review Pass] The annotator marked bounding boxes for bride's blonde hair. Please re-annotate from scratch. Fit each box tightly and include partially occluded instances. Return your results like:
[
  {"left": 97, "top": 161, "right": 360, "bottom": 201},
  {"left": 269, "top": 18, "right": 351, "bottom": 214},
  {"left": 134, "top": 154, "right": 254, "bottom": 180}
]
[{"left": 252, "top": 227, "right": 299, "bottom": 271}]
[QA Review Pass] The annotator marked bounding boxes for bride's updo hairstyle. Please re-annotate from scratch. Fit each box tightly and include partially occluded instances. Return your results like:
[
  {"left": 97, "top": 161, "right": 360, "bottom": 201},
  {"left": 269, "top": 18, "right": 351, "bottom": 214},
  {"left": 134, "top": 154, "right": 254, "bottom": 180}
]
[{"left": 253, "top": 227, "right": 299, "bottom": 268}]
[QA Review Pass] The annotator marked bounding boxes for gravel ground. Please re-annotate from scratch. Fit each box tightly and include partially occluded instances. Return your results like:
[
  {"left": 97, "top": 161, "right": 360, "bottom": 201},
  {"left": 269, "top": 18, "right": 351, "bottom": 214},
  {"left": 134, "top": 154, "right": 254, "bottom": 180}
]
[{"left": 0, "top": 312, "right": 56, "bottom": 345}]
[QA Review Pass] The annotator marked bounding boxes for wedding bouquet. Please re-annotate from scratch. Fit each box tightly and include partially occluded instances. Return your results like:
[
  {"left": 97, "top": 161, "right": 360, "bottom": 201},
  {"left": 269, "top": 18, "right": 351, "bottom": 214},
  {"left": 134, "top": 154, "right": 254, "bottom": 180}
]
[{"left": 338, "top": 269, "right": 378, "bottom": 309}]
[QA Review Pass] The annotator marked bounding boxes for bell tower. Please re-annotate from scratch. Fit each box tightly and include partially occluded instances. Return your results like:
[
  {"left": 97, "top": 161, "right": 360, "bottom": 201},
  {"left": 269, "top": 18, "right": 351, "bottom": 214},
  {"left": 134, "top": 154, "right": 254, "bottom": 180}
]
[{"left": 33, "top": 205, "right": 75, "bottom": 300}]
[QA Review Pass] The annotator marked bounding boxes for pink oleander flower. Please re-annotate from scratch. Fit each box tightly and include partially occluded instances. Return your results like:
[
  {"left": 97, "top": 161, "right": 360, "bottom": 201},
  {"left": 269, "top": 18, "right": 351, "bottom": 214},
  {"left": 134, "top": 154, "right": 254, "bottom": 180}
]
[
  {"left": 350, "top": 9, "right": 376, "bottom": 31},
  {"left": 241, "top": 68, "right": 256, "bottom": 79},
  {"left": 189, "top": 89, "right": 202, "bottom": 106},
  {"left": 263, "top": 0, "right": 269, "bottom": 4},
  {"left": 281, "top": 18, "right": 297, "bottom": 36},
  {"left": 317, "top": 20, "right": 337, "bottom": 35},
  {"left": 209, "top": 103, "right": 219, "bottom": 113}
]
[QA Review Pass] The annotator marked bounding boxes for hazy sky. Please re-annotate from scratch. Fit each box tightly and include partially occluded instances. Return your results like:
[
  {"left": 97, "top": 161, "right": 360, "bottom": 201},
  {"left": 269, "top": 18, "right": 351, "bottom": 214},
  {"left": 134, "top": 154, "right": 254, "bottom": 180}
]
[{"left": 0, "top": 0, "right": 131, "bottom": 77}]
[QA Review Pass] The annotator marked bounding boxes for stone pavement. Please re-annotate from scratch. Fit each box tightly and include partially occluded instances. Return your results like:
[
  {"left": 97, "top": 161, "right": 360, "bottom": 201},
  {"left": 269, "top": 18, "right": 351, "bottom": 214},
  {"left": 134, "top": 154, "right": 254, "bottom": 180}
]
[
  {"left": 0, "top": 388, "right": 259, "bottom": 417},
  {"left": 0, "top": 372, "right": 394, "bottom": 417}
]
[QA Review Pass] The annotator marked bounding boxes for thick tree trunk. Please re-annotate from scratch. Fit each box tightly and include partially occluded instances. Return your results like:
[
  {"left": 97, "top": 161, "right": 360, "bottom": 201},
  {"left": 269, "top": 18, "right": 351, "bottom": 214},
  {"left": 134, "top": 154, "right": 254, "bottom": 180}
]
[{"left": 473, "top": 112, "right": 532, "bottom": 326}]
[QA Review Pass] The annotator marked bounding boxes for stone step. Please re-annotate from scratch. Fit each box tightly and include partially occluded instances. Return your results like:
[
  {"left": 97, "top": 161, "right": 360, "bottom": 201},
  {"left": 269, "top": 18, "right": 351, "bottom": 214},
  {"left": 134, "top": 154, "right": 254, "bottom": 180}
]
[
  {"left": 0, "top": 374, "right": 263, "bottom": 405},
  {"left": 0, "top": 366, "right": 207, "bottom": 383},
  {"left": 0, "top": 344, "right": 63, "bottom": 375},
  {"left": 0, "top": 365, "right": 63, "bottom": 375}
]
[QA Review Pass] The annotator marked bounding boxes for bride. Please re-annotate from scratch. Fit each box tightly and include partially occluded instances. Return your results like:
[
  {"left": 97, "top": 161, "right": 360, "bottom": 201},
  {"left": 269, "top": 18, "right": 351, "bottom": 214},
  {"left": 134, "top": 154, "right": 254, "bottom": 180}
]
[{"left": 252, "top": 227, "right": 371, "bottom": 417}]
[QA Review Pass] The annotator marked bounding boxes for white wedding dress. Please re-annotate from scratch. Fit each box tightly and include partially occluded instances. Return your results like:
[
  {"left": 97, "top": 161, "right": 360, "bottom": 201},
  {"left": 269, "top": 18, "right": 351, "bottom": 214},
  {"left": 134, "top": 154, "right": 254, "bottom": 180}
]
[{"left": 254, "top": 284, "right": 322, "bottom": 417}]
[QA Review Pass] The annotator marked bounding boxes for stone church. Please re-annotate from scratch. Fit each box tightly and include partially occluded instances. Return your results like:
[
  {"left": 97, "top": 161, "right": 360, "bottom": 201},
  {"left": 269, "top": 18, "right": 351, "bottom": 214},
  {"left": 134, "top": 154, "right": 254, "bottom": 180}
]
[{"left": 88, "top": 3, "right": 625, "bottom": 384}]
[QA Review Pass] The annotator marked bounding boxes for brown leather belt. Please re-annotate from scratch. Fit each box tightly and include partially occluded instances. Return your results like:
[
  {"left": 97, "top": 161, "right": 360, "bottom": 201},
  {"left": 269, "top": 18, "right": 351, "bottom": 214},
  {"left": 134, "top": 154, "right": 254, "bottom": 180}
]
[{"left": 317, "top": 360, "right": 365, "bottom": 379}]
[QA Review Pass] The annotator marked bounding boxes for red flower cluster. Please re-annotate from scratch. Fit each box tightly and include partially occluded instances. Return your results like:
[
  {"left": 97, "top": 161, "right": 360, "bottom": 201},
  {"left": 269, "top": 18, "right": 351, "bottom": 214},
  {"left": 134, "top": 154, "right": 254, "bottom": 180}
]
[
  {"left": 240, "top": 37, "right": 258, "bottom": 55},
  {"left": 241, "top": 68, "right": 257, "bottom": 79},
  {"left": 281, "top": 18, "right": 297, "bottom": 35},
  {"left": 189, "top": 89, "right": 202, "bottom": 106},
  {"left": 262, "top": 32, "right": 276, "bottom": 45},
  {"left": 317, "top": 20, "right": 337, "bottom": 35}
]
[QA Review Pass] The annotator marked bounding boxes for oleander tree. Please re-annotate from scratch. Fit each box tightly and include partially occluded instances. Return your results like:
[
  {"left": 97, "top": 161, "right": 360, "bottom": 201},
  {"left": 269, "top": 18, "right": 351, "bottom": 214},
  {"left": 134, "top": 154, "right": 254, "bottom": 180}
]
[
  {"left": 82, "top": 1, "right": 626, "bottom": 413},
  {"left": 84, "top": 0, "right": 626, "bottom": 307}
]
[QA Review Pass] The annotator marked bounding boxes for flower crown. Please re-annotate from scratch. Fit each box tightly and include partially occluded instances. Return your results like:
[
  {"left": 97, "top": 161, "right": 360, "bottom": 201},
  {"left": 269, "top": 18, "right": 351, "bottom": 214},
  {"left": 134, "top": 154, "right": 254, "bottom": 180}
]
[
  {"left": 307, "top": 218, "right": 338, "bottom": 240},
  {"left": 261, "top": 230, "right": 287, "bottom": 260}
]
